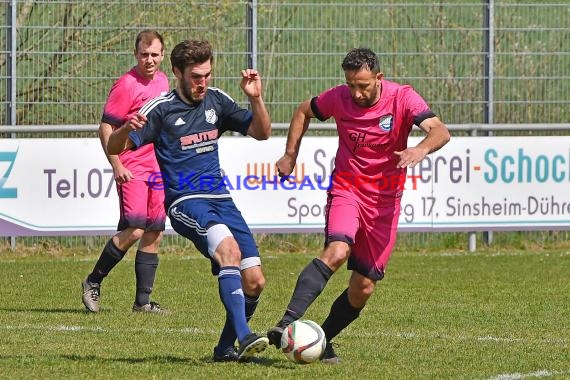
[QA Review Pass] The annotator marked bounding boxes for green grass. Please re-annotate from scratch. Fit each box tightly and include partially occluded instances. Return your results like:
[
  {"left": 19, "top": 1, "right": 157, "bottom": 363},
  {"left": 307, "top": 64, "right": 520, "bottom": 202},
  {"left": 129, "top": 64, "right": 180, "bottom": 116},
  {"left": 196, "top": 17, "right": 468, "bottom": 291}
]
[{"left": 0, "top": 249, "right": 568, "bottom": 379}]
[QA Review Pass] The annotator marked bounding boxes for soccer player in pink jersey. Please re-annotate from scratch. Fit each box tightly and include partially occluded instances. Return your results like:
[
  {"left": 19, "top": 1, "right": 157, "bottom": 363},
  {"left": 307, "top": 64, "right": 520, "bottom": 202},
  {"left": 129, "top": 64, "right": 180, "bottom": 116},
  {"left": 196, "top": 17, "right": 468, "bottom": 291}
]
[
  {"left": 81, "top": 30, "right": 169, "bottom": 313},
  {"left": 268, "top": 47, "right": 451, "bottom": 362}
]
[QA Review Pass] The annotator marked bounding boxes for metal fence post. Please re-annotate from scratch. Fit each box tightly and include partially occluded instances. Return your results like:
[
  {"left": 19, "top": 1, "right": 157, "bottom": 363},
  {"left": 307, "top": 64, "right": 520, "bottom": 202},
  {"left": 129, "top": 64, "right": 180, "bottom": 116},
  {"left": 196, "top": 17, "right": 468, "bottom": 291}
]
[
  {"left": 468, "top": 122, "right": 478, "bottom": 252},
  {"left": 6, "top": 0, "right": 17, "bottom": 250},
  {"left": 246, "top": 0, "right": 258, "bottom": 70},
  {"left": 482, "top": 0, "right": 495, "bottom": 247},
  {"left": 244, "top": 0, "right": 258, "bottom": 129}
]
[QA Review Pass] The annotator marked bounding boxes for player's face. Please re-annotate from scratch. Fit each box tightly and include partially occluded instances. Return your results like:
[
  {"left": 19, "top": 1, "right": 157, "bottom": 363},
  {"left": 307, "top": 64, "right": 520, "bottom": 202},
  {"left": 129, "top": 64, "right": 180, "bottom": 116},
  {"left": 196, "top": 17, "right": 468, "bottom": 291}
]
[
  {"left": 176, "top": 61, "right": 212, "bottom": 104},
  {"left": 134, "top": 39, "right": 164, "bottom": 80},
  {"left": 345, "top": 69, "right": 383, "bottom": 108}
]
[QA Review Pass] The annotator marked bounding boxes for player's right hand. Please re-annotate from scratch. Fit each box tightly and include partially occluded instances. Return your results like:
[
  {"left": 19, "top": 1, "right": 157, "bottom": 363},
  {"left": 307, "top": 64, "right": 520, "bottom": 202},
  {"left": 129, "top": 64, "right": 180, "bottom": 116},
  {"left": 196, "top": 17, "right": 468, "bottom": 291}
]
[
  {"left": 125, "top": 113, "right": 147, "bottom": 130},
  {"left": 113, "top": 164, "right": 134, "bottom": 184},
  {"left": 276, "top": 154, "right": 296, "bottom": 182}
]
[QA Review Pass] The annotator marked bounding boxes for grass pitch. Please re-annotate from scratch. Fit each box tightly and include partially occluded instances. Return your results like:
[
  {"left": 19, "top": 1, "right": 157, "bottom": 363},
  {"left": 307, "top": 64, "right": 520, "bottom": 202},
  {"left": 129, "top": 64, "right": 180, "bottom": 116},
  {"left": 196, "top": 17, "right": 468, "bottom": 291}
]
[{"left": 0, "top": 248, "right": 568, "bottom": 379}]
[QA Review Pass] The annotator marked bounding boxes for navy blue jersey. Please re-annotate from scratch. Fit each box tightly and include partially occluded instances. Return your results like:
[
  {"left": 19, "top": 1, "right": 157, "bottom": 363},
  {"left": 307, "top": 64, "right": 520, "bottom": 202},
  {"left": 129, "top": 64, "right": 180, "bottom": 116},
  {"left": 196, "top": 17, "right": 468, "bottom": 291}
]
[{"left": 128, "top": 88, "right": 253, "bottom": 209}]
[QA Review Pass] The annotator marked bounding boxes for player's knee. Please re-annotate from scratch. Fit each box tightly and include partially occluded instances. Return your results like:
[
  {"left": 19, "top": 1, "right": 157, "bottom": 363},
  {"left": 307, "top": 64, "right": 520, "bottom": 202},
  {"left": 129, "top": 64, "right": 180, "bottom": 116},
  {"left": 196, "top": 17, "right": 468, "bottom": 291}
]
[
  {"left": 256, "top": 275, "right": 266, "bottom": 293},
  {"left": 348, "top": 278, "right": 376, "bottom": 305},
  {"left": 130, "top": 228, "right": 146, "bottom": 241},
  {"left": 250, "top": 270, "right": 266, "bottom": 294},
  {"left": 117, "top": 227, "right": 145, "bottom": 246},
  {"left": 149, "top": 230, "right": 163, "bottom": 245},
  {"left": 140, "top": 230, "right": 163, "bottom": 250},
  {"left": 359, "top": 282, "right": 375, "bottom": 298},
  {"left": 244, "top": 274, "right": 265, "bottom": 296},
  {"left": 320, "top": 242, "right": 350, "bottom": 270},
  {"left": 241, "top": 258, "right": 265, "bottom": 295}
]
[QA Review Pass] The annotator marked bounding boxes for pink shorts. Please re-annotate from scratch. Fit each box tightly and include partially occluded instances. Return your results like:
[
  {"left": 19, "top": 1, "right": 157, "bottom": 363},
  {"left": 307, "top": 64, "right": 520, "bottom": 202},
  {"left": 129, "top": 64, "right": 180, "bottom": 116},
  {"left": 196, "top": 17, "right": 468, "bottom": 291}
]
[
  {"left": 117, "top": 178, "right": 166, "bottom": 232},
  {"left": 324, "top": 193, "right": 401, "bottom": 281}
]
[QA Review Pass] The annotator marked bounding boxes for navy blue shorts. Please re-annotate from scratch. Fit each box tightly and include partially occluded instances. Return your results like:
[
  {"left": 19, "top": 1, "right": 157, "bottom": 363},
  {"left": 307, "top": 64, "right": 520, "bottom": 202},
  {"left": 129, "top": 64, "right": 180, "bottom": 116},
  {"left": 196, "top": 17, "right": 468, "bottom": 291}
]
[{"left": 168, "top": 197, "right": 260, "bottom": 275}]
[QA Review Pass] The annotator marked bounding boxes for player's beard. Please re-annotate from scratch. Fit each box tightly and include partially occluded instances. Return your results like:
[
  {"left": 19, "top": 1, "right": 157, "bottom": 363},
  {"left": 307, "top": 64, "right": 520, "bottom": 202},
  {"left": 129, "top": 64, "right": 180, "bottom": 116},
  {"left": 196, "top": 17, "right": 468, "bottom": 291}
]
[
  {"left": 179, "top": 78, "right": 204, "bottom": 104},
  {"left": 355, "top": 88, "right": 379, "bottom": 108}
]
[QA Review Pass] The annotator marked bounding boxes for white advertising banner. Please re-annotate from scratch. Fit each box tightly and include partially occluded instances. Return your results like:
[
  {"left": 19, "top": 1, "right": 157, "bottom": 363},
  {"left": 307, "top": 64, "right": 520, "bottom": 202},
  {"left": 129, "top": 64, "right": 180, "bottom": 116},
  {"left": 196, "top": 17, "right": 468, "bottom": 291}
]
[{"left": 0, "top": 136, "right": 569, "bottom": 236}]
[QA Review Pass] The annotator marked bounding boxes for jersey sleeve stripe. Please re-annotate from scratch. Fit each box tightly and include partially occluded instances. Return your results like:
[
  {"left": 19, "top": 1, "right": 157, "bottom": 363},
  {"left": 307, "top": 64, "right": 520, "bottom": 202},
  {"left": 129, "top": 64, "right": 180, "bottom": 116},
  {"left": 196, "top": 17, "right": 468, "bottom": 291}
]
[
  {"left": 210, "top": 86, "right": 236, "bottom": 103},
  {"left": 413, "top": 110, "right": 436, "bottom": 126},
  {"left": 138, "top": 92, "right": 175, "bottom": 116},
  {"left": 310, "top": 96, "right": 327, "bottom": 121}
]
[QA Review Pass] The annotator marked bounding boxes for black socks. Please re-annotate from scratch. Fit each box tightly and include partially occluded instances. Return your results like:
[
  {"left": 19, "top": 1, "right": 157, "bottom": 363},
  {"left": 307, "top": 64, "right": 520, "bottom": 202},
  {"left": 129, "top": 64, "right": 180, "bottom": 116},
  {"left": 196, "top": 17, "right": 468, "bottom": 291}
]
[
  {"left": 134, "top": 250, "right": 159, "bottom": 306},
  {"left": 87, "top": 239, "right": 126, "bottom": 284},
  {"left": 321, "top": 288, "right": 364, "bottom": 342},
  {"left": 282, "top": 258, "right": 333, "bottom": 323}
]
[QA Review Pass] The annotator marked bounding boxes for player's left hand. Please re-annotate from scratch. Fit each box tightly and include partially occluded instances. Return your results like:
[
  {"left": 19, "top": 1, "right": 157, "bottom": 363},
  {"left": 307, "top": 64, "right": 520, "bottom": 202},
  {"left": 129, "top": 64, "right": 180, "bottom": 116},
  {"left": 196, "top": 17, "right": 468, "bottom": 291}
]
[
  {"left": 240, "top": 69, "right": 262, "bottom": 98},
  {"left": 394, "top": 147, "right": 428, "bottom": 168}
]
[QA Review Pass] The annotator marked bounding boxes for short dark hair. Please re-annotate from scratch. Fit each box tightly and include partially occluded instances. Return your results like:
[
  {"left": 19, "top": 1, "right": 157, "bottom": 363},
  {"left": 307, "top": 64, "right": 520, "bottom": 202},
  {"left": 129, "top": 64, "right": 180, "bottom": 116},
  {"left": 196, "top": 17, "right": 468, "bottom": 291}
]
[
  {"left": 170, "top": 39, "right": 214, "bottom": 73},
  {"left": 341, "top": 48, "right": 380, "bottom": 73},
  {"left": 135, "top": 29, "right": 164, "bottom": 52}
]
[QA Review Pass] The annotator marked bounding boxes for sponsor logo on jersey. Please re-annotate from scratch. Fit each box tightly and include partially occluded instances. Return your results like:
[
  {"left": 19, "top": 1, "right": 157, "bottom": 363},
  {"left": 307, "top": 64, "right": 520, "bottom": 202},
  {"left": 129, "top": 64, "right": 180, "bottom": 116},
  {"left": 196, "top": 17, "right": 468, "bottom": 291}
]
[
  {"left": 379, "top": 115, "right": 393, "bottom": 131},
  {"left": 205, "top": 108, "right": 218, "bottom": 124},
  {"left": 349, "top": 131, "right": 388, "bottom": 152},
  {"left": 179, "top": 129, "right": 218, "bottom": 150}
]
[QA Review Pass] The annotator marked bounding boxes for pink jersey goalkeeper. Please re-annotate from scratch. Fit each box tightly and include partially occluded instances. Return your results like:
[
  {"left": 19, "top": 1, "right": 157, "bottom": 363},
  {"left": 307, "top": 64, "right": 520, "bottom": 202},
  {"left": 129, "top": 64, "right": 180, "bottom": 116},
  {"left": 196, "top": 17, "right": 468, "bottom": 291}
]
[
  {"left": 101, "top": 67, "right": 169, "bottom": 178},
  {"left": 312, "top": 79, "right": 434, "bottom": 203}
]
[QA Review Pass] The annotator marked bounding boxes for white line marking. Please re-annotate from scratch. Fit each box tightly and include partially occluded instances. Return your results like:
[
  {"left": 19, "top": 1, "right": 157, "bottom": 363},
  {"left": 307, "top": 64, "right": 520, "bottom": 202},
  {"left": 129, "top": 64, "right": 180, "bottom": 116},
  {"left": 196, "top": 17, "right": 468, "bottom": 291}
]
[
  {"left": 344, "top": 330, "right": 567, "bottom": 346},
  {"left": 0, "top": 324, "right": 566, "bottom": 347},
  {"left": 488, "top": 369, "right": 569, "bottom": 380},
  {"left": 0, "top": 324, "right": 215, "bottom": 335}
]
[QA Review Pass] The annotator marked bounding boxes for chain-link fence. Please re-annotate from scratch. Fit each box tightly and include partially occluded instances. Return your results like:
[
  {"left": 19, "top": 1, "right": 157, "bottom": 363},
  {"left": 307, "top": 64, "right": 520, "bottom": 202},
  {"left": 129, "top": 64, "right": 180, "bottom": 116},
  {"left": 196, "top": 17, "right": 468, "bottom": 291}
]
[{"left": 1, "top": 1, "right": 568, "bottom": 128}]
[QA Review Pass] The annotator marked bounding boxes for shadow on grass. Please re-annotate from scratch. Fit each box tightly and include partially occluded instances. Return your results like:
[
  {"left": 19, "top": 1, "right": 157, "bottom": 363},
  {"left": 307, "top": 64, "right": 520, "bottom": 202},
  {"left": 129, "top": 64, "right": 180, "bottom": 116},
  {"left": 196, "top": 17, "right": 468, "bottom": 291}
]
[
  {"left": 198, "top": 354, "right": 282, "bottom": 367},
  {"left": 57, "top": 354, "right": 282, "bottom": 367},
  {"left": 1, "top": 307, "right": 87, "bottom": 314},
  {"left": 0, "top": 353, "right": 286, "bottom": 368},
  {"left": 61, "top": 354, "right": 200, "bottom": 365}
]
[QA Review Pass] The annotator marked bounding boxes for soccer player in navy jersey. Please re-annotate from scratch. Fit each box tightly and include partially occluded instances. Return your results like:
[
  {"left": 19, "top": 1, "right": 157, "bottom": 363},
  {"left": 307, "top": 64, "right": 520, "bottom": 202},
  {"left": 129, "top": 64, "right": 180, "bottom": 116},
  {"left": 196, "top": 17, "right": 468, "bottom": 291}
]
[
  {"left": 268, "top": 47, "right": 451, "bottom": 363},
  {"left": 107, "top": 40, "right": 271, "bottom": 362}
]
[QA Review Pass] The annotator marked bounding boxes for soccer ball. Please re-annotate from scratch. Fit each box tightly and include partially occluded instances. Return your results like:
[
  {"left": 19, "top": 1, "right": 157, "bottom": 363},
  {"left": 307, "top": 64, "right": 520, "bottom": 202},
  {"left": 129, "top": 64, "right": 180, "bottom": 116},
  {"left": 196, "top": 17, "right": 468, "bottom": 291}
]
[{"left": 281, "top": 319, "right": 327, "bottom": 364}]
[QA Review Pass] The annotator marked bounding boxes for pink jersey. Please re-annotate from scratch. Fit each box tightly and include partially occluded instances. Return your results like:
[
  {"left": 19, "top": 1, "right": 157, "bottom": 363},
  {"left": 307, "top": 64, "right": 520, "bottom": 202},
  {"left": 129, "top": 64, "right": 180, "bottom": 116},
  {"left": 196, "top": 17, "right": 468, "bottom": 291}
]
[
  {"left": 313, "top": 79, "right": 432, "bottom": 202},
  {"left": 102, "top": 67, "right": 169, "bottom": 178}
]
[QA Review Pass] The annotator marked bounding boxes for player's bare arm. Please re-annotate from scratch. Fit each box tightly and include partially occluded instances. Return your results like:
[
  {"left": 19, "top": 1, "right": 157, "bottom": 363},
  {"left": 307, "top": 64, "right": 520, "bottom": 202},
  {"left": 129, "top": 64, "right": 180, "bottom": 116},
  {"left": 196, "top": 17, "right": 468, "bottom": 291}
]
[
  {"left": 107, "top": 113, "right": 146, "bottom": 155},
  {"left": 242, "top": 69, "right": 271, "bottom": 140},
  {"left": 395, "top": 116, "right": 451, "bottom": 168},
  {"left": 99, "top": 122, "right": 133, "bottom": 184},
  {"left": 276, "top": 99, "right": 314, "bottom": 177}
]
